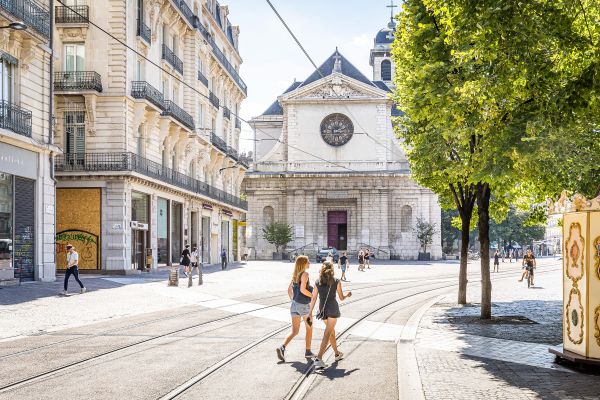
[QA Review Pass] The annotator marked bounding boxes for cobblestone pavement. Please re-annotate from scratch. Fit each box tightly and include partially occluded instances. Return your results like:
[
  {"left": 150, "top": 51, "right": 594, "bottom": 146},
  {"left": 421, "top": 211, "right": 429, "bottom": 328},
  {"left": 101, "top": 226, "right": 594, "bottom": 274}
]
[{"left": 415, "top": 257, "right": 600, "bottom": 399}]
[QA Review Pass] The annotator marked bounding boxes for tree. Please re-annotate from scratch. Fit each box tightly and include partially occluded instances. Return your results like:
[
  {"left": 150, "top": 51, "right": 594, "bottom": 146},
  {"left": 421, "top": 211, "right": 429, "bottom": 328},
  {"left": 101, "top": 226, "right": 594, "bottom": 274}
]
[
  {"left": 489, "top": 208, "right": 545, "bottom": 250},
  {"left": 441, "top": 209, "right": 460, "bottom": 254},
  {"left": 414, "top": 217, "right": 437, "bottom": 254},
  {"left": 393, "top": 0, "right": 600, "bottom": 318},
  {"left": 262, "top": 222, "right": 293, "bottom": 254}
]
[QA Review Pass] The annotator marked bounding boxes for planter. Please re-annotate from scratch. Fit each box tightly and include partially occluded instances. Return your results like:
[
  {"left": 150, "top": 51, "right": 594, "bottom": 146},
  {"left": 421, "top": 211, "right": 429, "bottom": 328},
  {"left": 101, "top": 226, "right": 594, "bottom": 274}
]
[{"left": 418, "top": 252, "right": 431, "bottom": 261}]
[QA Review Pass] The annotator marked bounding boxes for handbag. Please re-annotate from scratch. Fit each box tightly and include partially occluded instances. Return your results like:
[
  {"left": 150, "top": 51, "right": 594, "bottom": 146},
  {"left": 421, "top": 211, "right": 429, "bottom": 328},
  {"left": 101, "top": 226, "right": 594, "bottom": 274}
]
[{"left": 315, "top": 281, "right": 332, "bottom": 320}]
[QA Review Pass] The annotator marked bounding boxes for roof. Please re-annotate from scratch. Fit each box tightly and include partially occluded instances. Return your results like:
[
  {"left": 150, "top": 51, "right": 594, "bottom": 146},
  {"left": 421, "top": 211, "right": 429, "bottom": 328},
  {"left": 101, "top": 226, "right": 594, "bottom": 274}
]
[
  {"left": 297, "top": 49, "right": 376, "bottom": 88},
  {"left": 261, "top": 81, "right": 302, "bottom": 115},
  {"left": 375, "top": 28, "right": 394, "bottom": 44},
  {"left": 373, "top": 81, "right": 391, "bottom": 92}
]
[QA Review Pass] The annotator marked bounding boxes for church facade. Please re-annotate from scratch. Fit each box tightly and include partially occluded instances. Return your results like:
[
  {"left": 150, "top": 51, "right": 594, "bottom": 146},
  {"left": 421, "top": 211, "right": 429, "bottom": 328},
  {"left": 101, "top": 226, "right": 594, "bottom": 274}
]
[{"left": 242, "top": 19, "right": 442, "bottom": 260}]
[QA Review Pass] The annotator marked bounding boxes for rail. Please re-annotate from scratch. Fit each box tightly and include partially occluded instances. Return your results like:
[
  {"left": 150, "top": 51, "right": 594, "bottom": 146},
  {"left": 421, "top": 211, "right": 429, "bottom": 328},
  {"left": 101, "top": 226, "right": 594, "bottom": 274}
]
[
  {"left": 55, "top": 152, "right": 247, "bottom": 210},
  {"left": 131, "top": 81, "right": 165, "bottom": 111},
  {"left": 210, "top": 132, "right": 227, "bottom": 153},
  {"left": 0, "top": 100, "right": 32, "bottom": 137},
  {"left": 0, "top": 0, "right": 50, "bottom": 39},
  {"left": 197, "top": 70, "right": 209, "bottom": 87},
  {"left": 54, "top": 71, "right": 102, "bottom": 92},
  {"left": 55, "top": 5, "right": 88, "bottom": 23},
  {"left": 162, "top": 44, "right": 183, "bottom": 75},
  {"left": 208, "top": 91, "right": 220, "bottom": 109},
  {"left": 162, "top": 100, "right": 194, "bottom": 131},
  {"left": 137, "top": 19, "right": 151, "bottom": 44}
]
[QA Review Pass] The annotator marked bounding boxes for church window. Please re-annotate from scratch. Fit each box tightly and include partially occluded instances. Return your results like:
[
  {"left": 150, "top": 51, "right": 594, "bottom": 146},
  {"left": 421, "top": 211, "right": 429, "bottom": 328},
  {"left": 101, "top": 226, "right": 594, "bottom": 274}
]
[
  {"left": 400, "top": 205, "right": 412, "bottom": 232},
  {"left": 381, "top": 60, "right": 392, "bottom": 81},
  {"left": 263, "top": 206, "right": 274, "bottom": 225}
]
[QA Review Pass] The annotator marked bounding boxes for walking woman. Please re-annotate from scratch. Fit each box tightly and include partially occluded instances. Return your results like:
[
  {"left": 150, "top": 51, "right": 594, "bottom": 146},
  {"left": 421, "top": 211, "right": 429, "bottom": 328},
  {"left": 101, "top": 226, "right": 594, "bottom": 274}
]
[
  {"left": 365, "top": 249, "right": 371, "bottom": 269},
  {"left": 276, "top": 255, "right": 315, "bottom": 362},
  {"left": 358, "top": 250, "right": 365, "bottom": 271},
  {"left": 309, "top": 261, "right": 352, "bottom": 369},
  {"left": 180, "top": 244, "right": 191, "bottom": 277}
]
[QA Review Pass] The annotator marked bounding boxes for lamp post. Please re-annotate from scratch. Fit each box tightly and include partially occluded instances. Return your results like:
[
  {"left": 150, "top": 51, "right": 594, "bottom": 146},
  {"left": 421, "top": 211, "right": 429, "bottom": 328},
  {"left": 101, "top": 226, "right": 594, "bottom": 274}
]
[{"left": 0, "top": 22, "right": 27, "bottom": 30}]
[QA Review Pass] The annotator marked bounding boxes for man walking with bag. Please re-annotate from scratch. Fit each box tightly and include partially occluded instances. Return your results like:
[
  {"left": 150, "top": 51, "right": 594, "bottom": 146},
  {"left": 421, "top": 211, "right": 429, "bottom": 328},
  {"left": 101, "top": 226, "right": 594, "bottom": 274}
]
[
  {"left": 62, "top": 244, "right": 86, "bottom": 295},
  {"left": 221, "top": 248, "right": 228, "bottom": 270}
]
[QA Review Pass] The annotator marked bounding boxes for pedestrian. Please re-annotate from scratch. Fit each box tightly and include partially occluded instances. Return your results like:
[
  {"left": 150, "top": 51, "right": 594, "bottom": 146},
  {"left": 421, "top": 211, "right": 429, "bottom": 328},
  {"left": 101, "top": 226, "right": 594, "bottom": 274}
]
[
  {"left": 180, "top": 244, "right": 191, "bottom": 277},
  {"left": 493, "top": 250, "right": 500, "bottom": 272},
  {"left": 190, "top": 246, "right": 199, "bottom": 276},
  {"left": 365, "top": 249, "right": 371, "bottom": 269},
  {"left": 509, "top": 250, "right": 514, "bottom": 263},
  {"left": 338, "top": 252, "right": 349, "bottom": 281},
  {"left": 501, "top": 250, "right": 505, "bottom": 263},
  {"left": 276, "top": 255, "right": 315, "bottom": 362},
  {"left": 309, "top": 261, "right": 352, "bottom": 369},
  {"left": 358, "top": 250, "right": 365, "bottom": 271},
  {"left": 221, "top": 248, "right": 227, "bottom": 270},
  {"left": 61, "top": 244, "right": 86, "bottom": 295}
]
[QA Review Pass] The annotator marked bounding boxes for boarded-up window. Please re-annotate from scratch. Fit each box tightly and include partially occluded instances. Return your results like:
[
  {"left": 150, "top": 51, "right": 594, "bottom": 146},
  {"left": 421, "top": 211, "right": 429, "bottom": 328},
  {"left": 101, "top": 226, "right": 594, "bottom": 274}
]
[
  {"left": 263, "top": 206, "right": 274, "bottom": 225},
  {"left": 401, "top": 205, "right": 412, "bottom": 232}
]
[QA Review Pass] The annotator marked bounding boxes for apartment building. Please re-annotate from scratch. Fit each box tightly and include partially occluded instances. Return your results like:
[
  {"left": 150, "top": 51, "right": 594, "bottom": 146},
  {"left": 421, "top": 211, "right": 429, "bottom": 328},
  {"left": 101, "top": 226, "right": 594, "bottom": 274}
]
[
  {"left": 53, "top": 0, "right": 248, "bottom": 273},
  {"left": 0, "top": 0, "right": 57, "bottom": 283}
]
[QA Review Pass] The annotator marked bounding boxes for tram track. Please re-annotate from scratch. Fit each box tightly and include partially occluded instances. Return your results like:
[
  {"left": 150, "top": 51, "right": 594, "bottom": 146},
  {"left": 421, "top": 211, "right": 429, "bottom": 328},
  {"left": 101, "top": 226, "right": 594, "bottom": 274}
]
[
  {"left": 0, "top": 278, "right": 457, "bottom": 394},
  {"left": 0, "top": 264, "right": 561, "bottom": 396}
]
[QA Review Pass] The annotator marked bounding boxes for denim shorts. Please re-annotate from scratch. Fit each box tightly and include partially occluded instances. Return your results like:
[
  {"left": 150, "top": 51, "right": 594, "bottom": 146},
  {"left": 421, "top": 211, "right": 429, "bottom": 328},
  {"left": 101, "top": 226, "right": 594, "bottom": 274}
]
[{"left": 290, "top": 300, "right": 310, "bottom": 317}]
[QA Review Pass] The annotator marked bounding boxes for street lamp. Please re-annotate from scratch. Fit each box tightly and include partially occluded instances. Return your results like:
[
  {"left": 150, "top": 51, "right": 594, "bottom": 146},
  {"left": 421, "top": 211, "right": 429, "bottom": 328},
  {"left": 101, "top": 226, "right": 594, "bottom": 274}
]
[{"left": 0, "top": 22, "right": 28, "bottom": 30}]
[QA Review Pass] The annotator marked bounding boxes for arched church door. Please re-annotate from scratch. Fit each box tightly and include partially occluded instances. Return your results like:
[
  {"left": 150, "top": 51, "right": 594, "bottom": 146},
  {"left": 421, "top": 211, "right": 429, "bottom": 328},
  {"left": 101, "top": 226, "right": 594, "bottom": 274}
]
[{"left": 327, "top": 211, "right": 347, "bottom": 250}]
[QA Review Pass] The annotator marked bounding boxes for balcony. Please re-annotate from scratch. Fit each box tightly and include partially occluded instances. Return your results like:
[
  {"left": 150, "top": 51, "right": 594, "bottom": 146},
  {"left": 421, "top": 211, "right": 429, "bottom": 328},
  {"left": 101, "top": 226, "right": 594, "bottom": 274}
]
[
  {"left": 0, "top": 101, "right": 32, "bottom": 137},
  {"left": 137, "top": 19, "right": 151, "bottom": 45},
  {"left": 161, "top": 100, "right": 195, "bottom": 131},
  {"left": 239, "top": 155, "right": 251, "bottom": 169},
  {"left": 55, "top": 5, "right": 88, "bottom": 23},
  {"left": 209, "top": 91, "right": 220, "bottom": 109},
  {"left": 206, "top": 35, "right": 247, "bottom": 96},
  {"left": 161, "top": 44, "right": 183, "bottom": 75},
  {"left": 131, "top": 81, "right": 165, "bottom": 111},
  {"left": 235, "top": 117, "right": 241, "bottom": 129},
  {"left": 197, "top": 70, "right": 208, "bottom": 87},
  {"left": 210, "top": 132, "right": 227, "bottom": 153},
  {"left": 171, "top": 0, "right": 195, "bottom": 28},
  {"left": 55, "top": 152, "right": 248, "bottom": 210},
  {"left": 0, "top": 0, "right": 50, "bottom": 39},
  {"left": 54, "top": 71, "right": 102, "bottom": 92},
  {"left": 223, "top": 106, "right": 230, "bottom": 120},
  {"left": 226, "top": 146, "right": 238, "bottom": 161}
]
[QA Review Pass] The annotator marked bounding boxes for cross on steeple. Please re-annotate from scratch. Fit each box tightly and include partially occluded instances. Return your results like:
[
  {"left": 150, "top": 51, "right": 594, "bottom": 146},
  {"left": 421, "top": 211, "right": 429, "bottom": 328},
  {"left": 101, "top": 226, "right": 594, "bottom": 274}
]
[
  {"left": 332, "top": 47, "right": 342, "bottom": 73},
  {"left": 387, "top": 0, "right": 397, "bottom": 28}
]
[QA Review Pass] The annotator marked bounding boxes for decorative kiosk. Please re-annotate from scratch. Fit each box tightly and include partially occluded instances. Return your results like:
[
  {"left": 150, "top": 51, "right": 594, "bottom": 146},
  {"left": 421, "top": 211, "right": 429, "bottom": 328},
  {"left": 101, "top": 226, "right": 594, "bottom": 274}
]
[{"left": 549, "top": 192, "right": 600, "bottom": 365}]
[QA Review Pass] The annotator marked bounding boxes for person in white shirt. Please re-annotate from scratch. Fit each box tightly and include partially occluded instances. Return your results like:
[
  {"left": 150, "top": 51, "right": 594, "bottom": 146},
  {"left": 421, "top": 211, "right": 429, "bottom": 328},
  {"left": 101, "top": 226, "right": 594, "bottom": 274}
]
[
  {"left": 62, "top": 244, "right": 86, "bottom": 295},
  {"left": 190, "top": 246, "right": 199, "bottom": 276}
]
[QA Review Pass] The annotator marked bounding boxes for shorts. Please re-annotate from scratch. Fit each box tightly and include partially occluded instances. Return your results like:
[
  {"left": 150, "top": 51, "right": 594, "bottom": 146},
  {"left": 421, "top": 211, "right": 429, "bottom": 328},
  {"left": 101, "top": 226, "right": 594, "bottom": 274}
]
[
  {"left": 290, "top": 300, "right": 310, "bottom": 317},
  {"left": 341, "top": 265, "right": 347, "bottom": 272},
  {"left": 494, "top": 260, "right": 499, "bottom": 265}
]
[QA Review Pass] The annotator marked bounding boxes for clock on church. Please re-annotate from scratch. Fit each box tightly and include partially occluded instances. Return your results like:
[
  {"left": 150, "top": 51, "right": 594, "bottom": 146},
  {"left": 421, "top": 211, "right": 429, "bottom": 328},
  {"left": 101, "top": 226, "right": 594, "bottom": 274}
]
[{"left": 320, "top": 113, "right": 354, "bottom": 146}]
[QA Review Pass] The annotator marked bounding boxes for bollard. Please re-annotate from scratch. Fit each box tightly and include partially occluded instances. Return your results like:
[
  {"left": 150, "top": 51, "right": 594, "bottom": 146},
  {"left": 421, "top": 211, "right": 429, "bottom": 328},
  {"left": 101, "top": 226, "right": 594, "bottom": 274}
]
[
  {"left": 198, "top": 263, "right": 203, "bottom": 285},
  {"left": 188, "top": 271, "right": 193, "bottom": 287},
  {"left": 168, "top": 268, "right": 179, "bottom": 286}
]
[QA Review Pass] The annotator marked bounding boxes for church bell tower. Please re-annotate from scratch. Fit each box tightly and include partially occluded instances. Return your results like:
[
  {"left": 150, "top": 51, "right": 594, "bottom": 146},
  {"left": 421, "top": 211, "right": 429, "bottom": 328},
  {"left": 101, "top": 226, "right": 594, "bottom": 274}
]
[{"left": 370, "top": 1, "right": 397, "bottom": 89}]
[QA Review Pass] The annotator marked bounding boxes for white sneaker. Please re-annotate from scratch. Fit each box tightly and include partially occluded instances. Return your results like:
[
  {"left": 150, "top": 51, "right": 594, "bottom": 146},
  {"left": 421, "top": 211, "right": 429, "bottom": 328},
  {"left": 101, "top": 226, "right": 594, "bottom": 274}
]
[
  {"left": 80, "top": 287, "right": 86, "bottom": 294},
  {"left": 313, "top": 358, "right": 327, "bottom": 369},
  {"left": 334, "top": 351, "right": 344, "bottom": 361},
  {"left": 60, "top": 290, "right": 67, "bottom": 296}
]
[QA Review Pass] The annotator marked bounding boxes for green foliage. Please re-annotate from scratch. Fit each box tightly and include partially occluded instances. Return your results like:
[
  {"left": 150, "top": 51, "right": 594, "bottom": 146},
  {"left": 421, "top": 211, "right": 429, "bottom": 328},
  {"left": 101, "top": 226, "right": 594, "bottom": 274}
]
[
  {"left": 441, "top": 209, "right": 460, "bottom": 253},
  {"left": 261, "top": 222, "right": 293, "bottom": 253},
  {"left": 413, "top": 217, "right": 437, "bottom": 253},
  {"left": 489, "top": 208, "right": 546, "bottom": 249}
]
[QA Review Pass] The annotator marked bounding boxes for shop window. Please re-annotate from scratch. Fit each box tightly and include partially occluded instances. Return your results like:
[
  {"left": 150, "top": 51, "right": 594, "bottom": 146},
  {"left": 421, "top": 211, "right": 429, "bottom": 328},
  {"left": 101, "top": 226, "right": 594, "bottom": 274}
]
[
  {"left": 0, "top": 174, "right": 13, "bottom": 273},
  {"left": 171, "top": 202, "right": 182, "bottom": 263},
  {"left": 157, "top": 197, "right": 169, "bottom": 264}
]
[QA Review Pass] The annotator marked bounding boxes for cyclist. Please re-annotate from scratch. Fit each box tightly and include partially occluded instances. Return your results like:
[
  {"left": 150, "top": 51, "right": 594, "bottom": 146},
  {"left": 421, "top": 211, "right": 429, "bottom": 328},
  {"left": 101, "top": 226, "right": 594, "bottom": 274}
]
[{"left": 519, "top": 248, "right": 537, "bottom": 287}]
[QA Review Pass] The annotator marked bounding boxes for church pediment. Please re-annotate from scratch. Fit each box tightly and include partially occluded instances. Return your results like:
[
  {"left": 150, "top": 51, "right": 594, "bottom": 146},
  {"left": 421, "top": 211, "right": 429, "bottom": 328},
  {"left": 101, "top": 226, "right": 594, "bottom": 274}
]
[{"left": 280, "top": 73, "right": 388, "bottom": 102}]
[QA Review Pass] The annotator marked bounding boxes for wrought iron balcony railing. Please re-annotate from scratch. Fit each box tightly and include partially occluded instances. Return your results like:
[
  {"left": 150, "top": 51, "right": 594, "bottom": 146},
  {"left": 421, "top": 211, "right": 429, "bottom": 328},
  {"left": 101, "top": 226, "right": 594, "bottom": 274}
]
[
  {"left": 239, "top": 155, "right": 251, "bottom": 169},
  {"left": 209, "top": 91, "right": 220, "bottom": 109},
  {"left": 196, "top": 20, "right": 209, "bottom": 40},
  {"left": 223, "top": 106, "right": 230, "bottom": 120},
  {"left": 235, "top": 117, "right": 241, "bottom": 130},
  {"left": 172, "top": 0, "right": 195, "bottom": 27},
  {"left": 210, "top": 132, "right": 227, "bottom": 153},
  {"left": 197, "top": 70, "right": 208, "bottom": 87},
  {"left": 162, "top": 44, "right": 183, "bottom": 75},
  {"left": 54, "top": 71, "right": 102, "bottom": 92},
  {"left": 55, "top": 152, "right": 248, "bottom": 210},
  {"left": 206, "top": 35, "right": 247, "bottom": 96},
  {"left": 226, "top": 145, "right": 238, "bottom": 161},
  {"left": 0, "top": 0, "right": 50, "bottom": 39},
  {"left": 162, "top": 100, "right": 195, "bottom": 131},
  {"left": 0, "top": 101, "right": 32, "bottom": 137},
  {"left": 55, "top": 5, "right": 88, "bottom": 23},
  {"left": 137, "top": 19, "right": 151, "bottom": 44},
  {"left": 131, "top": 81, "right": 165, "bottom": 110}
]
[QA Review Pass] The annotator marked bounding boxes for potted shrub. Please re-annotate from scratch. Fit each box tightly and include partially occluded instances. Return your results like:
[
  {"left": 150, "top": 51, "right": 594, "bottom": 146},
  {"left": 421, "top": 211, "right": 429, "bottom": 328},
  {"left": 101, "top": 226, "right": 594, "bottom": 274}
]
[
  {"left": 413, "top": 217, "right": 437, "bottom": 261},
  {"left": 262, "top": 222, "right": 293, "bottom": 260}
]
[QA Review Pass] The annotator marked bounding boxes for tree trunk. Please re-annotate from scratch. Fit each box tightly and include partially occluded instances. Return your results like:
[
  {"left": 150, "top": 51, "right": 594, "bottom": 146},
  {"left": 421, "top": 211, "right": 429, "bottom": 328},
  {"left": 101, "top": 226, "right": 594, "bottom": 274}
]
[
  {"left": 458, "top": 215, "right": 471, "bottom": 305},
  {"left": 477, "top": 183, "right": 492, "bottom": 319}
]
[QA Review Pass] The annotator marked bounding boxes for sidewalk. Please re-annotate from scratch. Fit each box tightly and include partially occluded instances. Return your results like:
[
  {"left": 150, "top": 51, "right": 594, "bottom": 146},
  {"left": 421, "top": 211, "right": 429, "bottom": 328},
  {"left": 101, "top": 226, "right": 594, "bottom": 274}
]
[{"left": 413, "top": 259, "right": 600, "bottom": 399}]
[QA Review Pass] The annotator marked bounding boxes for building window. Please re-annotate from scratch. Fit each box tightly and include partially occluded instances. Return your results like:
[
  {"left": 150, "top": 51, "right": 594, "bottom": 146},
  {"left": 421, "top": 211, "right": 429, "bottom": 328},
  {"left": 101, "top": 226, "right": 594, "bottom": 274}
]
[
  {"left": 64, "top": 111, "right": 86, "bottom": 157},
  {"left": 0, "top": 58, "right": 13, "bottom": 103},
  {"left": 400, "top": 205, "right": 412, "bottom": 232},
  {"left": 136, "top": 59, "right": 144, "bottom": 80},
  {"left": 381, "top": 60, "right": 392, "bottom": 81},
  {"left": 137, "top": 125, "right": 144, "bottom": 156},
  {"left": 64, "top": 44, "right": 85, "bottom": 72},
  {"left": 198, "top": 104, "right": 204, "bottom": 128}
]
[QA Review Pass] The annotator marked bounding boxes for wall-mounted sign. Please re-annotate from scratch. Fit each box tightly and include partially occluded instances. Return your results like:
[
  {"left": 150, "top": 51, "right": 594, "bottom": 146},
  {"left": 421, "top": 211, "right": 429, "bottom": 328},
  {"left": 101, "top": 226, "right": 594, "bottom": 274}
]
[
  {"left": 0, "top": 143, "right": 38, "bottom": 180},
  {"left": 295, "top": 225, "right": 305, "bottom": 238},
  {"left": 131, "top": 221, "right": 149, "bottom": 230},
  {"left": 202, "top": 204, "right": 213, "bottom": 211},
  {"left": 222, "top": 209, "right": 233, "bottom": 217}
]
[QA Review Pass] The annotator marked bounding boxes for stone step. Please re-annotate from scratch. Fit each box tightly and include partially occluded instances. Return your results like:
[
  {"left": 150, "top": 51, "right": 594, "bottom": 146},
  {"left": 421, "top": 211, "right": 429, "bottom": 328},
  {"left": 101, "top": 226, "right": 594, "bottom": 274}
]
[{"left": 0, "top": 278, "right": 19, "bottom": 287}]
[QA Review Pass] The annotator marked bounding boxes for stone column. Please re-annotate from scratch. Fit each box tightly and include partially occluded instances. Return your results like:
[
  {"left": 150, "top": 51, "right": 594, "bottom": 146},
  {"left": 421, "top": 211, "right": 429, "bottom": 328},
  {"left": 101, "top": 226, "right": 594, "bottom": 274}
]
[{"left": 103, "top": 180, "right": 129, "bottom": 273}]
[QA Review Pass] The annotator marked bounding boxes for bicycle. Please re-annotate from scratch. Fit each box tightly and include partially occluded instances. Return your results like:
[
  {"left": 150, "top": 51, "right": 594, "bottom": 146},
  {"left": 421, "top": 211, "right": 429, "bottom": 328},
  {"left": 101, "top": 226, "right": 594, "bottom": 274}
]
[
  {"left": 527, "top": 266, "right": 535, "bottom": 288},
  {"left": 467, "top": 251, "right": 480, "bottom": 261}
]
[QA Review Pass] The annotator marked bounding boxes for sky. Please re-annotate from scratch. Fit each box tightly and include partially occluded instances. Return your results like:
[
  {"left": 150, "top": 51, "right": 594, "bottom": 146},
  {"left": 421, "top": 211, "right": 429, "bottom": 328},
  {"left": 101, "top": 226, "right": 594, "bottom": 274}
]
[{"left": 224, "top": 0, "right": 398, "bottom": 153}]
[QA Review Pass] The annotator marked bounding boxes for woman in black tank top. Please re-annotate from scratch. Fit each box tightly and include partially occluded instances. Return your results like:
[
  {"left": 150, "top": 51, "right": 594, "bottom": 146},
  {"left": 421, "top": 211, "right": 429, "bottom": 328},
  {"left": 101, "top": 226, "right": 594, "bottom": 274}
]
[{"left": 308, "top": 261, "right": 352, "bottom": 369}]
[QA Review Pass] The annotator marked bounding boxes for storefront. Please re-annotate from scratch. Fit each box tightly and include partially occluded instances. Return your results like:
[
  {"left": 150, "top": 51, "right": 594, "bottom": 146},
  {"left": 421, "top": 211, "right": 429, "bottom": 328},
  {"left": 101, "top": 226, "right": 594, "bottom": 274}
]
[
  {"left": 131, "top": 191, "right": 150, "bottom": 270},
  {"left": 0, "top": 143, "right": 39, "bottom": 281}
]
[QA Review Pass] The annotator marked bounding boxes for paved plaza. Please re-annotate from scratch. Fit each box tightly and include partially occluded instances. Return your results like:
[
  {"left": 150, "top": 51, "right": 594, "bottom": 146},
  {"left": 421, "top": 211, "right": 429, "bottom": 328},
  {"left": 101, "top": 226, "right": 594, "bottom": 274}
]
[{"left": 0, "top": 257, "right": 598, "bottom": 399}]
